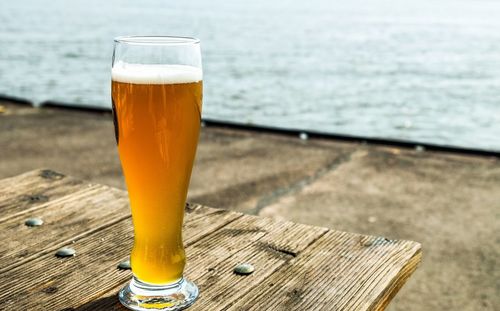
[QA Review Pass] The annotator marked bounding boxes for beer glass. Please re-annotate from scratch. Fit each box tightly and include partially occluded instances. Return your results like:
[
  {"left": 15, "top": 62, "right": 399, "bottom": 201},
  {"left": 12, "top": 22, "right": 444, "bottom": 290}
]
[{"left": 111, "top": 36, "right": 202, "bottom": 310}]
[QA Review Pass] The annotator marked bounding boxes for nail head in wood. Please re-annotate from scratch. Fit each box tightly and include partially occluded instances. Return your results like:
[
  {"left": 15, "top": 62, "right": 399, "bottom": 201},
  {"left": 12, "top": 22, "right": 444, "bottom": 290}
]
[
  {"left": 25, "top": 217, "right": 44, "bottom": 227},
  {"left": 118, "top": 260, "right": 131, "bottom": 270},
  {"left": 55, "top": 247, "right": 76, "bottom": 258},
  {"left": 234, "top": 263, "right": 254, "bottom": 275}
]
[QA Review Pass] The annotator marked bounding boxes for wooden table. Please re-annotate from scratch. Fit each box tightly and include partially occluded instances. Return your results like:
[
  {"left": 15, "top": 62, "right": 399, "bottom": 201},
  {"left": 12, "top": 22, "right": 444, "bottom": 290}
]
[{"left": 0, "top": 169, "right": 421, "bottom": 310}]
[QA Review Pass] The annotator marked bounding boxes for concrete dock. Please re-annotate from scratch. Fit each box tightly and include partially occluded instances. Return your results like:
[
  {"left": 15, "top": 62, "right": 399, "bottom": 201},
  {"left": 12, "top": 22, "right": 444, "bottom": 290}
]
[{"left": 0, "top": 101, "right": 498, "bottom": 310}]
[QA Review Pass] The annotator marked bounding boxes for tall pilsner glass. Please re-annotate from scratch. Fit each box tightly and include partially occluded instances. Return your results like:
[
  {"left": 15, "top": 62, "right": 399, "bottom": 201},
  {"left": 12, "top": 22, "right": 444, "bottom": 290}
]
[{"left": 111, "top": 36, "right": 202, "bottom": 310}]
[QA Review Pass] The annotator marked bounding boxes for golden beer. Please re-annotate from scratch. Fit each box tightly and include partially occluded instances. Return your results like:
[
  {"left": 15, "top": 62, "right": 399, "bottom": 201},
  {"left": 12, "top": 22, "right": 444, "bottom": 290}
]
[{"left": 112, "top": 63, "right": 202, "bottom": 284}]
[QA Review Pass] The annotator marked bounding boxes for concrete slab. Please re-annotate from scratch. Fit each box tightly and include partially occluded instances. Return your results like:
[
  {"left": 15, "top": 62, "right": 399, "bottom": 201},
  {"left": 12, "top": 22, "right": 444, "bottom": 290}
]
[{"left": 259, "top": 146, "right": 500, "bottom": 311}]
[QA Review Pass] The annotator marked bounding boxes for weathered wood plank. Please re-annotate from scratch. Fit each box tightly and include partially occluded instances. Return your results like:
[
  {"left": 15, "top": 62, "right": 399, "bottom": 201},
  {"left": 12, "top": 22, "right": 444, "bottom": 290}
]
[
  {"left": 0, "top": 184, "right": 128, "bottom": 272},
  {"left": 0, "top": 171, "right": 422, "bottom": 311},
  {"left": 64, "top": 214, "right": 329, "bottom": 311},
  {"left": 0, "top": 208, "right": 241, "bottom": 310},
  {"left": 1, "top": 200, "right": 419, "bottom": 311},
  {"left": 227, "top": 233, "right": 421, "bottom": 311},
  {"left": 0, "top": 169, "right": 85, "bottom": 220},
  {"left": 0, "top": 171, "right": 236, "bottom": 273},
  {"left": 188, "top": 215, "right": 328, "bottom": 311},
  {"left": 369, "top": 249, "right": 422, "bottom": 311},
  {"left": 187, "top": 214, "right": 327, "bottom": 278},
  {"left": 0, "top": 169, "right": 56, "bottom": 190}
]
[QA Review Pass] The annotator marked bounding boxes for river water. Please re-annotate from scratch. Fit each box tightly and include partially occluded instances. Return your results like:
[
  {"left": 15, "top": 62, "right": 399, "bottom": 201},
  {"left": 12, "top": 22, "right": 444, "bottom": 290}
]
[{"left": 1, "top": 0, "right": 499, "bottom": 150}]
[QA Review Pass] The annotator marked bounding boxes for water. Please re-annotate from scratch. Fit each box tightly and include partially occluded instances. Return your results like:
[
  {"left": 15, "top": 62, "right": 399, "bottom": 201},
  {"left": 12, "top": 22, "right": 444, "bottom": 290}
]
[{"left": 1, "top": 0, "right": 500, "bottom": 150}]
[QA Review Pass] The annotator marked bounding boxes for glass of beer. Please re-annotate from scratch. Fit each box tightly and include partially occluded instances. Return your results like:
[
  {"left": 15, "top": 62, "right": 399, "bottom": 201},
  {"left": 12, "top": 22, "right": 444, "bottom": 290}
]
[{"left": 111, "top": 36, "right": 202, "bottom": 310}]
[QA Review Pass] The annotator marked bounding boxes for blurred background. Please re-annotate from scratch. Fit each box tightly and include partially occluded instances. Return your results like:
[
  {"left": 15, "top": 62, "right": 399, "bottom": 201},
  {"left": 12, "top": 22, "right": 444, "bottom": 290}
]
[
  {"left": 1, "top": 0, "right": 500, "bottom": 150},
  {"left": 1, "top": 0, "right": 499, "bottom": 310}
]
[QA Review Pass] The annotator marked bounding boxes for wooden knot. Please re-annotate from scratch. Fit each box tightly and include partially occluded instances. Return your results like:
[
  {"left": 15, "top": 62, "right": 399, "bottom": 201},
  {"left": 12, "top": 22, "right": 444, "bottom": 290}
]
[
  {"left": 23, "top": 194, "right": 49, "bottom": 203},
  {"left": 42, "top": 286, "right": 58, "bottom": 294}
]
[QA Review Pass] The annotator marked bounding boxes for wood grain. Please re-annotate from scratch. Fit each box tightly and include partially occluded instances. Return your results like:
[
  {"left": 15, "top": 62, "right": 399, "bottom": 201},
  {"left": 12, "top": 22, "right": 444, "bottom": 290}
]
[
  {"left": 188, "top": 215, "right": 328, "bottom": 311},
  {"left": 46, "top": 213, "right": 329, "bottom": 311},
  {"left": 0, "top": 169, "right": 85, "bottom": 221},
  {"left": 226, "top": 234, "right": 421, "bottom": 311},
  {"left": 0, "top": 208, "right": 241, "bottom": 310},
  {"left": 0, "top": 170, "right": 422, "bottom": 310},
  {"left": 0, "top": 184, "right": 128, "bottom": 272}
]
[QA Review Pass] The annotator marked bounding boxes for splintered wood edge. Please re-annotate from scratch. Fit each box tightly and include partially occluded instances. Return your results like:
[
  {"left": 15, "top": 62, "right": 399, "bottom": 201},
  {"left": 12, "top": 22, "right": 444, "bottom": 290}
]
[
  {"left": 223, "top": 230, "right": 423, "bottom": 311},
  {"left": 370, "top": 246, "right": 422, "bottom": 311}
]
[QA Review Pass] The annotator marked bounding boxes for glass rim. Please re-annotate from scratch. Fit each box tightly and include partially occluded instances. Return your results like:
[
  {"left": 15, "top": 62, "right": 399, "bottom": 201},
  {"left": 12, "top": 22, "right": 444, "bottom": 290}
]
[{"left": 114, "top": 36, "right": 200, "bottom": 46}]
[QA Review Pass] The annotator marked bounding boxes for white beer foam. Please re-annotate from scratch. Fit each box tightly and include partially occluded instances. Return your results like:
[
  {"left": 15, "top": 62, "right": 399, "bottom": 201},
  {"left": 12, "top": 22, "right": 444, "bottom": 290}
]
[{"left": 111, "top": 61, "right": 202, "bottom": 84}]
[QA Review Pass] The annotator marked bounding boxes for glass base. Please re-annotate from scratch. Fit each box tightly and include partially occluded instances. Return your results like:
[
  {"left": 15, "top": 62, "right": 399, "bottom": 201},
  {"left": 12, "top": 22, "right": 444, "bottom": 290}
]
[{"left": 118, "top": 277, "right": 199, "bottom": 311}]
